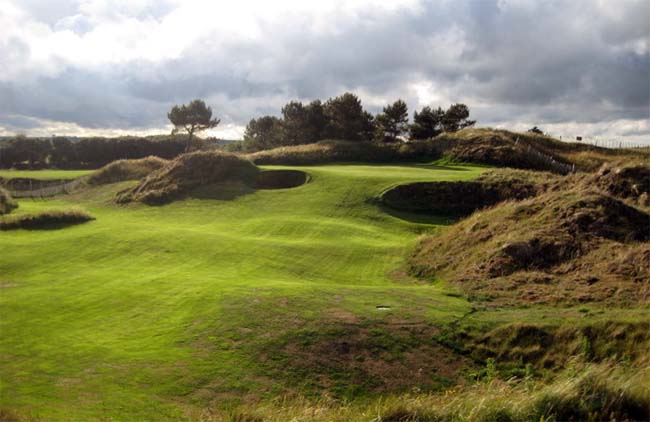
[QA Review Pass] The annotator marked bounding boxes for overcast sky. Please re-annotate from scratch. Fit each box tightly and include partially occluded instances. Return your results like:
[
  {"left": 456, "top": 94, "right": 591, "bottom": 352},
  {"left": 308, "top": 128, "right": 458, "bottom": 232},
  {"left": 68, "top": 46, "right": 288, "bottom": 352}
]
[{"left": 1, "top": 0, "right": 649, "bottom": 143}]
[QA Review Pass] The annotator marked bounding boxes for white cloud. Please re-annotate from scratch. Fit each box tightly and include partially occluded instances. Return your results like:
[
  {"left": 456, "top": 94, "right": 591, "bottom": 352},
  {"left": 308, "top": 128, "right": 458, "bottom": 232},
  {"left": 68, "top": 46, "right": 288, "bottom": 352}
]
[{"left": 0, "top": 0, "right": 648, "bottom": 143}]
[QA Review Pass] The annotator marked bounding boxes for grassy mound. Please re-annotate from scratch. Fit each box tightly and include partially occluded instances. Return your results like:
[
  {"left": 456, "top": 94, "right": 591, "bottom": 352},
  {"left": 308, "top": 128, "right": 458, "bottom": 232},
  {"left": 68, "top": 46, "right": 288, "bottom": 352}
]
[
  {"left": 87, "top": 156, "right": 168, "bottom": 185},
  {"left": 253, "top": 169, "right": 309, "bottom": 189},
  {"left": 247, "top": 128, "right": 649, "bottom": 173},
  {"left": 0, "top": 208, "right": 94, "bottom": 230},
  {"left": 0, "top": 187, "right": 17, "bottom": 215},
  {"left": 589, "top": 163, "right": 650, "bottom": 208},
  {"left": 247, "top": 139, "right": 442, "bottom": 165},
  {"left": 115, "top": 151, "right": 259, "bottom": 204},
  {"left": 381, "top": 169, "right": 554, "bottom": 216},
  {"left": 439, "top": 128, "right": 649, "bottom": 172},
  {"left": 410, "top": 184, "right": 650, "bottom": 306}
]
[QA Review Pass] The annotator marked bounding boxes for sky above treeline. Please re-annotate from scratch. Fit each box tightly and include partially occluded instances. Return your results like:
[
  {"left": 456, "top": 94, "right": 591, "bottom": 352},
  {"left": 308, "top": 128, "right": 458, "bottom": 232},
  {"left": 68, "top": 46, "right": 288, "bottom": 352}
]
[{"left": 1, "top": 0, "right": 649, "bottom": 144}]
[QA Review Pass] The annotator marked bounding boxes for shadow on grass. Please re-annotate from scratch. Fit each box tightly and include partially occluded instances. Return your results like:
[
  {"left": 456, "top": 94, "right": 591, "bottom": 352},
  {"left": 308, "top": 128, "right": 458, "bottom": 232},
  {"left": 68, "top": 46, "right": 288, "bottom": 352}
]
[
  {"left": 188, "top": 181, "right": 256, "bottom": 201},
  {"left": 0, "top": 211, "right": 95, "bottom": 231},
  {"left": 372, "top": 199, "right": 461, "bottom": 225}
]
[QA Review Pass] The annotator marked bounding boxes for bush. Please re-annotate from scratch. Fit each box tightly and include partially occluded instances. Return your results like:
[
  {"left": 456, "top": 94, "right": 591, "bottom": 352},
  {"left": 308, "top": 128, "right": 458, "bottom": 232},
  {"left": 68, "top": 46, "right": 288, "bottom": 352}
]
[
  {"left": 116, "top": 150, "right": 259, "bottom": 204},
  {"left": 0, "top": 208, "right": 94, "bottom": 230},
  {"left": 87, "top": 156, "right": 168, "bottom": 185},
  {"left": 0, "top": 187, "right": 18, "bottom": 215}
]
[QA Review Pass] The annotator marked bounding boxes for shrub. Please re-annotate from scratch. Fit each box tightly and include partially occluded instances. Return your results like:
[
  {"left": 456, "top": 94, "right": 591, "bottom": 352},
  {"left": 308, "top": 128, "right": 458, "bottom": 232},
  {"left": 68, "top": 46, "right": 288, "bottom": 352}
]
[
  {"left": 87, "top": 156, "right": 168, "bottom": 185},
  {"left": 116, "top": 150, "right": 259, "bottom": 204},
  {"left": 0, "top": 187, "right": 18, "bottom": 215},
  {"left": 0, "top": 208, "right": 94, "bottom": 230}
]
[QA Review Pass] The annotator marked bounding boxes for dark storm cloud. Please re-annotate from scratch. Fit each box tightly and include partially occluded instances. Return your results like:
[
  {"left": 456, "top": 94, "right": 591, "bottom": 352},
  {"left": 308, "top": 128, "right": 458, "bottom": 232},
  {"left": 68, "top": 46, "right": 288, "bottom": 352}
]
[{"left": 1, "top": 0, "right": 648, "bottom": 138}]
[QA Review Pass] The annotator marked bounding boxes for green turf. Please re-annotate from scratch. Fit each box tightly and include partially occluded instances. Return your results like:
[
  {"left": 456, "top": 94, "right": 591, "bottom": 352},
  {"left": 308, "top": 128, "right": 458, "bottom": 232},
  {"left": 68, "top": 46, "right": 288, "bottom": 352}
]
[
  {"left": 0, "top": 169, "right": 94, "bottom": 180},
  {"left": 0, "top": 163, "right": 638, "bottom": 420}
]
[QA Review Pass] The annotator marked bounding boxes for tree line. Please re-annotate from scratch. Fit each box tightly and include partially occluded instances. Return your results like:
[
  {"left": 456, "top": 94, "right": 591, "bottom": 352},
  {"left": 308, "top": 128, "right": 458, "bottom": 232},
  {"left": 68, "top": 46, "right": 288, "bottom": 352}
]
[
  {"left": 1, "top": 95, "right": 475, "bottom": 168},
  {"left": 0, "top": 135, "right": 189, "bottom": 169},
  {"left": 240, "top": 93, "right": 475, "bottom": 151}
]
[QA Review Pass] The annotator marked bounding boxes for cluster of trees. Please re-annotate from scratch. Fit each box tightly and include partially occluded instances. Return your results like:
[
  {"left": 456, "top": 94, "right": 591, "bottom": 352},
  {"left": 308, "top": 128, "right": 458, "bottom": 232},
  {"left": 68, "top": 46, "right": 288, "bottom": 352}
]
[
  {"left": 243, "top": 93, "right": 475, "bottom": 151},
  {"left": 0, "top": 135, "right": 189, "bottom": 169},
  {"left": 243, "top": 93, "right": 374, "bottom": 151},
  {"left": 1, "top": 96, "right": 476, "bottom": 168}
]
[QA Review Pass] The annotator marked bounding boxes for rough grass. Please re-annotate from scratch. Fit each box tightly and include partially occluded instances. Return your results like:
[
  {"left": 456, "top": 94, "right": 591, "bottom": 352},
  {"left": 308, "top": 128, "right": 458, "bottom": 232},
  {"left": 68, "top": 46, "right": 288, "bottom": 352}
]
[
  {"left": 116, "top": 150, "right": 259, "bottom": 204},
  {"left": 246, "top": 128, "right": 649, "bottom": 173},
  {"left": 212, "top": 363, "right": 650, "bottom": 422},
  {"left": 409, "top": 164, "right": 650, "bottom": 307},
  {"left": 246, "top": 139, "right": 442, "bottom": 165},
  {"left": 0, "top": 208, "right": 94, "bottom": 230},
  {"left": 439, "top": 128, "right": 650, "bottom": 172},
  {"left": 0, "top": 187, "right": 18, "bottom": 215},
  {"left": 86, "top": 156, "right": 168, "bottom": 185},
  {"left": 587, "top": 163, "right": 650, "bottom": 209}
]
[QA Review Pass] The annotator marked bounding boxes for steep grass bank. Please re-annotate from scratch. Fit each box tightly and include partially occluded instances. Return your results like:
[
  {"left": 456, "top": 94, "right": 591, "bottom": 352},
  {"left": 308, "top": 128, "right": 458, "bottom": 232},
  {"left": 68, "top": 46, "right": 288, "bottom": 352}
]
[
  {"left": 409, "top": 164, "right": 650, "bottom": 307},
  {"left": 116, "top": 151, "right": 258, "bottom": 204},
  {"left": 86, "top": 156, "right": 168, "bottom": 185}
]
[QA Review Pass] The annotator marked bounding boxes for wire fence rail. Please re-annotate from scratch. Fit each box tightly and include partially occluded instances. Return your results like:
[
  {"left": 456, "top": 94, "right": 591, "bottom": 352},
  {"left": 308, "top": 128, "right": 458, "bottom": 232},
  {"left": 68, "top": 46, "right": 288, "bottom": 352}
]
[
  {"left": 8, "top": 178, "right": 86, "bottom": 198},
  {"left": 515, "top": 138, "right": 575, "bottom": 174},
  {"left": 557, "top": 138, "right": 648, "bottom": 149}
]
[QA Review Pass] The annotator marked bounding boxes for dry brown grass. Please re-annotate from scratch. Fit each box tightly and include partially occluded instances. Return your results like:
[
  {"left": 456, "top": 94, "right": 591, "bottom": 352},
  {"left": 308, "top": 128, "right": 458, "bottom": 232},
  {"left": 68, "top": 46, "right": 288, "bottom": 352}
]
[
  {"left": 87, "top": 156, "right": 168, "bottom": 185},
  {"left": 246, "top": 139, "right": 442, "bottom": 165},
  {"left": 408, "top": 163, "right": 650, "bottom": 307},
  {"left": 245, "top": 128, "right": 648, "bottom": 173},
  {"left": 204, "top": 362, "right": 650, "bottom": 422},
  {"left": 116, "top": 150, "right": 259, "bottom": 204}
]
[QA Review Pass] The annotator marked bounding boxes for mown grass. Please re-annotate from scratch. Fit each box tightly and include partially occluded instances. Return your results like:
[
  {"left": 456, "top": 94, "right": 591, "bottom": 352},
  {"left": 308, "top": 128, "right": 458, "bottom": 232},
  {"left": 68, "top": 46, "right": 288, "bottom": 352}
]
[
  {"left": 1, "top": 163, "right": 647, "bottom": 421},
  {"left": 0, "top": 163, "right": 483, "bottom": 420}
]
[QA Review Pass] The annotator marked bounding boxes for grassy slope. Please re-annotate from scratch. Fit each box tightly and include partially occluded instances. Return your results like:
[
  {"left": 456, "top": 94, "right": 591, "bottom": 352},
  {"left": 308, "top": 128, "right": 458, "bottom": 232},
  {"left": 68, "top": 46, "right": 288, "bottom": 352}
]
[
  {"left": 0, "top": 170, "right": 94, "bottom": 180},
  {"left": 1, "top": 163, "right": 485, "bottom": 420}
]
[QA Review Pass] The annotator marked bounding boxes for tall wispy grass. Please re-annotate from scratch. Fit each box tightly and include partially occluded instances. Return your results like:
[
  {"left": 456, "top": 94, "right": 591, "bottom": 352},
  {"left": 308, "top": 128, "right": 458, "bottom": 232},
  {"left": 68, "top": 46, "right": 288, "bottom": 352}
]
[{"left": 205, "top": 363, "right": 649, "bottom": 422}]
